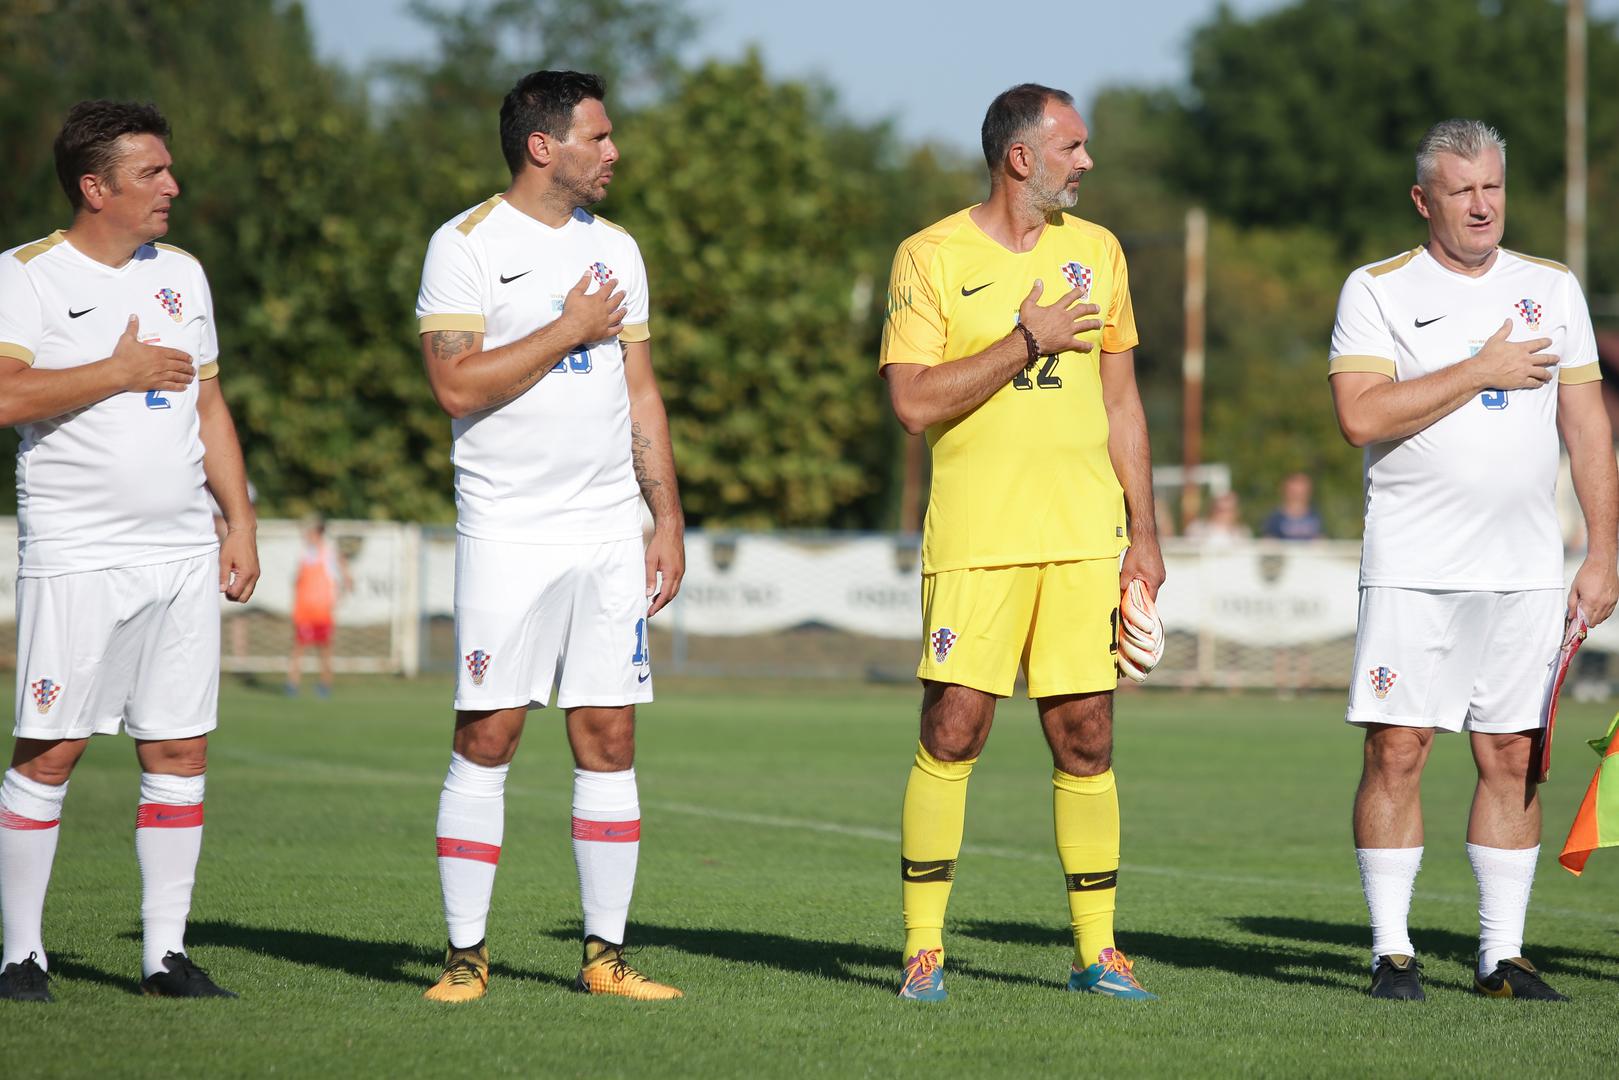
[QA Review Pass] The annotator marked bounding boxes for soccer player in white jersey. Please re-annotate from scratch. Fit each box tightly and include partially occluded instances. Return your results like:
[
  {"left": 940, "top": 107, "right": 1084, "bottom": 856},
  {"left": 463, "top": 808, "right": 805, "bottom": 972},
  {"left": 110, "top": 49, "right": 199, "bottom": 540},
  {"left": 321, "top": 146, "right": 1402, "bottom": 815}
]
[
  {"left": 1329, "top": 119, "right": 1617, "bottom": 1002},
  {"left": 415, "top": 71, "right": 685, "bottom": 1002},
  {"left": 0, "top": 101, "right": 259, "bottom": 1002}
]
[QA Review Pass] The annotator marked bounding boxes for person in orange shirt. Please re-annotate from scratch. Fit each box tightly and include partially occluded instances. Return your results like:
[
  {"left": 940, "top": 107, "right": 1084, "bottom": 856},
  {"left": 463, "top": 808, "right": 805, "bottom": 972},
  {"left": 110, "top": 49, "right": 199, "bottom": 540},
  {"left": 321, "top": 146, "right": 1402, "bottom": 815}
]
[{"left": 286, "top": 518, "right": 349, "bottom": 698}]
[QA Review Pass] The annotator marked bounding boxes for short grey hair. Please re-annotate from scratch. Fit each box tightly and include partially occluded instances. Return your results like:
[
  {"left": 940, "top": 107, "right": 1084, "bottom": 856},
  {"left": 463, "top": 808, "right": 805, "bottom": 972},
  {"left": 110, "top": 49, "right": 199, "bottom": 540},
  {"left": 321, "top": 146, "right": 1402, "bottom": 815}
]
[{"left": 1416, "top": 119, "right": 1506, "bottom": 186}]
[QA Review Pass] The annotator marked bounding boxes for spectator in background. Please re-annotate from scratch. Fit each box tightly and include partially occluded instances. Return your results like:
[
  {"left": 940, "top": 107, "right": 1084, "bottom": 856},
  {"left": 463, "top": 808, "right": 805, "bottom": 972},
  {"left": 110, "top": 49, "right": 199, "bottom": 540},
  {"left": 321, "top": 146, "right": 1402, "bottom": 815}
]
[
  {"left": 286, "top": 517, "right": 350, "bottom": 698},
  {"left": 1185, "top": 491, "right": 1251, "bottom": 549},
  {"left": 1261, "top": 472, "right": 1325, "bottom": 541}
]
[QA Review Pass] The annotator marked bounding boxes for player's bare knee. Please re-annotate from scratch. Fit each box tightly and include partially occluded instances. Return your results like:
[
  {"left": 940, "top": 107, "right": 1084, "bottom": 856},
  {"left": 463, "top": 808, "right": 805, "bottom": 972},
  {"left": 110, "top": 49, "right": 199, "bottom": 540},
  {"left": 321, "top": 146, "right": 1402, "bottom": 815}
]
[
  {"left": 1474, "top": 731, "right": 1534, "bottom": 783},
  {"left": 135, "top": 735, "right": 208, "bottom": 776},
  {"left": 10, "top": 738, "right": 86, "bottom": 786},
  {"left": 1363, "top": 727, "right": 1430, "bottom": 781}
]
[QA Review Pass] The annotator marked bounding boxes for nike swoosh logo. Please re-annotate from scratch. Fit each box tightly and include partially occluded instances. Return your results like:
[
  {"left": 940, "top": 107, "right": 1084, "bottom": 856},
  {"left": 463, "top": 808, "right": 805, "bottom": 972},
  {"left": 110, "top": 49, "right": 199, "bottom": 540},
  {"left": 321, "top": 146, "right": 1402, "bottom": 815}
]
[
  {"left": 637, "top": 671, "right": 651, "bottom": 683},
  {"left": 68, "top": 307, "right": 96, "bottom": 319},
  {"left": 1078, "top": 876, "right": 1114, "bottom": 888},
  {"left": 960, "top": 282, "right": 993, "bottom": 297},
  {"left": 155, "top": 813, "right": 191, "bottom": 822},
  {"left": 499, "top": 271, "right": 532, "bottom": 284},
  {"left": 603, "top": 828, "right": 636, "bottom": 837},
  {"left": 1413, "top": 316, "right": 1445, "bottom": 328},
  {"left": 904, "top": 866, "right": 945, "bottom": 880}
]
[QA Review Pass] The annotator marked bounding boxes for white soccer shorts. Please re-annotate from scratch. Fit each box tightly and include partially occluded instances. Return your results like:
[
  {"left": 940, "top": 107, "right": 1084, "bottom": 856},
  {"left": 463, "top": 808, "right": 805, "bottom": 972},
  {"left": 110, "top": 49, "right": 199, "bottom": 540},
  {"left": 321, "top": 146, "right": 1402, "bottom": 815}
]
[
  {"left": 1345, "top": 587, "right": 1564, "bottom": 734},
  {"left": 13, "top": 552, "right": 221, "bottom": 741},
  {"left": 452, "top": 535, "right": 653, "bottom": 712}
]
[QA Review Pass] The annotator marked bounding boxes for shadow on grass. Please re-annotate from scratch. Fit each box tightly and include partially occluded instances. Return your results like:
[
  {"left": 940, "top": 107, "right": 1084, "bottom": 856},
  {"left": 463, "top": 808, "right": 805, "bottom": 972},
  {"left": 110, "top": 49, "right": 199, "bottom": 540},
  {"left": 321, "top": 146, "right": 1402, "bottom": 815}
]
[
  {"left": 543, "top": 924, "right": 1052, "bottom": 991},
  {"left": 50, "top": 952, "right": 141, "bottom": 996},
  {"left": 136, "top": 921, "right": 574, "bottom": 989},
  {"left": 955, "top": 919, "right": 1359, "bottom": 990},
  {"left": 1235, "top": 916, "right": 1619, "bottom": 980}
]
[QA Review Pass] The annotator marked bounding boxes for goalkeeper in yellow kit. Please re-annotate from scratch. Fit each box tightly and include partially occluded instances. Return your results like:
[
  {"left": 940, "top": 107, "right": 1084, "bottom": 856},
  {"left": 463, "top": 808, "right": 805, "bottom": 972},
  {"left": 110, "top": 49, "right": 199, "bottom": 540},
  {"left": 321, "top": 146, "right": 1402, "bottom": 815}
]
[{"left": 880, "top": 84, "right": 1165, "bottom": 1001}]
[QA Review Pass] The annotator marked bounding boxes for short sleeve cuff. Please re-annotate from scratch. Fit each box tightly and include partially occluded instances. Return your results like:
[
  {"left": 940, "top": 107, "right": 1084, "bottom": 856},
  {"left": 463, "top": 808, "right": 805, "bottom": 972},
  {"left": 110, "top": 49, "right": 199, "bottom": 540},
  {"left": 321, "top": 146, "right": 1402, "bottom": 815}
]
[
  {"left": 199, "top": 361, "right": 220, "bottom": 380},
  {"left": 620, "top": 321, "right": 650, "bottom": 343},
  {"left": 0, "top": 342, "right": 35, "bottom": 366},
  {"left": 1328, "top": 354, "right": 1397, "bottom": 379},
  {"left": 1560, "top": 361, "right": 1602, "bottom": 385},
  {"left": 419, "top": 313, "right": 485, "bottom": 335},
  {"left": 1100, "top": 333, "right": 1140, "bottom": 354}
]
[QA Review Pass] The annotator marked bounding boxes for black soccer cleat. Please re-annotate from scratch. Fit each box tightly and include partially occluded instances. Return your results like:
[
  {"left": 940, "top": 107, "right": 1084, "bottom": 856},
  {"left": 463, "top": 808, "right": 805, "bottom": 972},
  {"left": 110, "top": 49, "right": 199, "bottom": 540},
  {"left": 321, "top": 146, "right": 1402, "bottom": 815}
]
[
  {"left": 139, "top": 951, "right": 237, "bottom": 999},
  {"left": 1368, "top": 954, "right": 1425, "bottom": 1000},
  {"left": 1474, "top": 957, "right": 1569, "bottom": 1001},
  {"left": 0, "top": 953, "right": 52, "bottom": 1003}
]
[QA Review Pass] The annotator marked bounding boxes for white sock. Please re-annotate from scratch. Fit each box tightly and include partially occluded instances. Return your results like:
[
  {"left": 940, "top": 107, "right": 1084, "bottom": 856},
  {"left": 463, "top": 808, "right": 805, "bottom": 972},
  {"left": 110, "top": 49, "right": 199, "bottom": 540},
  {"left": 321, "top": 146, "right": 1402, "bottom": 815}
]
[
  {"left": 135, "top": 772, "right": 206, "bottom": 978},
  {"left": 1, "top": 769, "right": 68, "bottom": 971},
  {"left": 1467, "top": 842, "right": 1539, "bottom": 975},
  {"left": 436, "top": 753, "right": 507, "bottom": 950},
  {"left": 572, "top": 768, "right": 640, "bottom": 946},
  {"left": 1356, "top": 846, "right": 1422, "bottom": 968}
]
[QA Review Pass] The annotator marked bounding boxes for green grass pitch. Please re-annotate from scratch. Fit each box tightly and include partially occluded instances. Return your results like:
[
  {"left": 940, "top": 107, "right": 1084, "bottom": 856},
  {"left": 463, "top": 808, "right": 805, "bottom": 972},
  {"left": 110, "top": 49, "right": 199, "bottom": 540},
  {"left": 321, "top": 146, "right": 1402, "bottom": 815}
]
[{"left": 3, "top": 676, "right": 1617, "bottom": 1077}]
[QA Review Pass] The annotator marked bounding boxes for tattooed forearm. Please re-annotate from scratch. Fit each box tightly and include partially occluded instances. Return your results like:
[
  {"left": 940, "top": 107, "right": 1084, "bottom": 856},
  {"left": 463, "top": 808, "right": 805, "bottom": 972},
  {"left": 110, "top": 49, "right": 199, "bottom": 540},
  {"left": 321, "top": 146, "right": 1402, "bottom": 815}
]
[
  {"left": 631, "top": 420, "right": 661, "bottom": 493},
  {"left": 429, "top": 330, "right": 474, "bottom": 362},
  {"left": 484, "top": 367, "right": 547, "bottom": 407}
]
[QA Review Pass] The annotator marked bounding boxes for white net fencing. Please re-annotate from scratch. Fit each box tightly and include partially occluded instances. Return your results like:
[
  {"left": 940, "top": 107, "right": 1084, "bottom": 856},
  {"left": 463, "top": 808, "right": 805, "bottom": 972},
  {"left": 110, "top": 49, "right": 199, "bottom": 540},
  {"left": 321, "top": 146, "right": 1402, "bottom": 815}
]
[{"left": 2, "top": 522, "right": 1614, "bottom": 693}]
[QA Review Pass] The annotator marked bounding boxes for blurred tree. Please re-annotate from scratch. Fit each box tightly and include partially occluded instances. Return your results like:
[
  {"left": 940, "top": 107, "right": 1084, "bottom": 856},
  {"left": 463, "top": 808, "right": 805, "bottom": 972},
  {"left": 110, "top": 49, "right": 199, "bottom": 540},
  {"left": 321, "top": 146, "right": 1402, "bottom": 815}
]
[{"left": 1179, "top": 0, "right": 1619, "bottom": 294}]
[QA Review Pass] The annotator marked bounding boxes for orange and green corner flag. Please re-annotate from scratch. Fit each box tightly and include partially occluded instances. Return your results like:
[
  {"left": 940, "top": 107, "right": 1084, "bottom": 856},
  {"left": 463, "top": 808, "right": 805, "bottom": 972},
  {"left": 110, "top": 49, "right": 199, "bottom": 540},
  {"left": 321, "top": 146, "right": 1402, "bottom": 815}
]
[{"left": 1559, "top": 712, "right": 1619, "bottom": 875}]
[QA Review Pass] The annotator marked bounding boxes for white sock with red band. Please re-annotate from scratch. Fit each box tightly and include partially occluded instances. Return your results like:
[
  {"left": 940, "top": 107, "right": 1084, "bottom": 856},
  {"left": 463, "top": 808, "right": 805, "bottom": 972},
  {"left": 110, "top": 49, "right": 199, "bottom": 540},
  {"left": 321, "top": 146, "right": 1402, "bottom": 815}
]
[
  {"left": 572, "top": 768, "right": 640, "bottom": 946},
  {"left": 436, "top": 753, "right": 507, "bottom": 950},
  {"left": 1468, "top": 842, "right": 1539, "bottom": 975},
  {"left": 0, "top": 769, "right": 68, "bottom": 971},
  {"left": 136, "top": 772, "right": 205, "bottom": 977},
  {"left": 1356, "top": 846, "right": 1422, "bottom": 968}
]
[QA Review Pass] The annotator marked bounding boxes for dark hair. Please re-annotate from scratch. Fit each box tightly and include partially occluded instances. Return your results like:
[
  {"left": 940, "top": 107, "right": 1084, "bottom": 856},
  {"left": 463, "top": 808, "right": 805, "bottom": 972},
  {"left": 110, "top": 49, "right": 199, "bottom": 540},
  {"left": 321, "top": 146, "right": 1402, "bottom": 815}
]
[
  {"left": 499, "top": 70, "right": 607, "bottom": 176},
  {"left": 981, "top": 83, "right": 1073, "bottom": 173},
  {"left": 53, "top": 100, "right": 171, "bottom": 210}
]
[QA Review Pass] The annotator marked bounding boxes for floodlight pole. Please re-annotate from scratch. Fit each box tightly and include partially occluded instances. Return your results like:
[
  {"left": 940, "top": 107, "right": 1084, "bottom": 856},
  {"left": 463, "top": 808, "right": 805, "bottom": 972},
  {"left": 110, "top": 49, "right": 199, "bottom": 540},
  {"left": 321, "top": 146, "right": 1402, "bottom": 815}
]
[
  {"left": 1181, "top": 206, "right": 1208, "bottom": 529},
  {"left": 1567, "top": 0, "right": 1587, "bottom": 283}
]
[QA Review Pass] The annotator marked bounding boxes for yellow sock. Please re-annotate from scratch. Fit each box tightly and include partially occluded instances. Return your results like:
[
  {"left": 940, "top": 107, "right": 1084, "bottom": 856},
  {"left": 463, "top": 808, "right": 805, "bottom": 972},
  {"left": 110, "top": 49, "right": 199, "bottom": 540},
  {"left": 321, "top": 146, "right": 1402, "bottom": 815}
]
[
  {"left": 901, "top": 742, "right": 974, "bottom": 963},
  {"left": 1053, "top": 767, "right": 1120, "bottom": 968}
]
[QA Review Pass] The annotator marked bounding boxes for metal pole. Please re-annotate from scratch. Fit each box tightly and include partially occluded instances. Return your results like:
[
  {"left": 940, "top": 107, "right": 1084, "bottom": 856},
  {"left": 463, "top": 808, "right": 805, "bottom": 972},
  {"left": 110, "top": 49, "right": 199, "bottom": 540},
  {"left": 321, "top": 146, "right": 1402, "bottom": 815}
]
[
  {"left": 1181, "top": 207, "right": 1208, "bottom": 530},
  {"left": 1567, "top": 0, "right": 1587, "bottom": 283}
]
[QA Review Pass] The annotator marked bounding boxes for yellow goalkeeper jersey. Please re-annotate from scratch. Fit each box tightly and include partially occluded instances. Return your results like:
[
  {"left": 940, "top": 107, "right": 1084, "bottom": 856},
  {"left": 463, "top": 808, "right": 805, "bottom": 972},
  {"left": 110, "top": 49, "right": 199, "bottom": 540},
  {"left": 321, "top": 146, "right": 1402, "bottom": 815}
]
[{"left": 880, "top": 207, "right": 1138, "bottom": 574}]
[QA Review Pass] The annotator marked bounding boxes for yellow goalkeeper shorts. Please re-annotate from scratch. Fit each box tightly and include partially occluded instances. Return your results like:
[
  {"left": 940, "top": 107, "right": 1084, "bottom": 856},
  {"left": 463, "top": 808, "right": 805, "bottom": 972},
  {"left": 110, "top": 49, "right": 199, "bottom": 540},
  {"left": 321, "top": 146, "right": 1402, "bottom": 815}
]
[{"left": 916, "top": 559, "right": 1120, "bottom": 698}]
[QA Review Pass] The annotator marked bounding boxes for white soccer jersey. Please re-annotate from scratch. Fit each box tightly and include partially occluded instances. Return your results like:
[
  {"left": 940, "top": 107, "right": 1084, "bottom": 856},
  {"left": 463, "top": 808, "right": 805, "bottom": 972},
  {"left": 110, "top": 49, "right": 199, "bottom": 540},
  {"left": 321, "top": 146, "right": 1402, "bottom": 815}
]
[
  {"left": 416, "top": 195, "right": 650, "bottom": 544},
  {"left": 1329, "top": 246, "right": 1600, "bottom": 590},
  {"left": 0, "top": 232, "right": 220, "bottom": 577}
]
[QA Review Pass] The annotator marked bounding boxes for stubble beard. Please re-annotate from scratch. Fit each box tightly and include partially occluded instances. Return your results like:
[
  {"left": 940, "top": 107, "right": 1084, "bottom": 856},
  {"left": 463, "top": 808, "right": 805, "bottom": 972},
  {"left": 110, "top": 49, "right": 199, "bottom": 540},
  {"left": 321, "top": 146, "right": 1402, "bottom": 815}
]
[{"left": 1028, "top": 156, "right": 1080, "bottom": 214}]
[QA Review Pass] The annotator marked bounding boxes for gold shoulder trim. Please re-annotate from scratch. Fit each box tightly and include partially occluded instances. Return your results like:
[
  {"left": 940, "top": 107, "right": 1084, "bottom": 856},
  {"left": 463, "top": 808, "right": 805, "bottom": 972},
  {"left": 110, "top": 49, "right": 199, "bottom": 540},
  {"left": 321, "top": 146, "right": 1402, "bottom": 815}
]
[
  {"left": 456, "top": 195, "right": 504, "bottom": 237},
  {"left": 153, "top": 242, "right": 200, "bottom": 263},
  {"left": 620, "top": 321, "right": 649, "bottom": 343},
  {"left": 1503, "top": 249, "right": 1570, "bottom": 273},
  {"left": 419, "top": 313, "right": 485, "bottom": 335},
  {"left": 13, "top": 231, "right": 66, "bottom": 265},
  {"left": 198, "top": 361, "right": 220, "bottom": 380},
  {"left": 594, "top": 215, "right": 631, "bottom": 237},
  {"left": 1328, "top": 355, "right": 1397, "bottom": 379},
  {"left": 1366, "top": 249, "right": 1421, "bottom": 278},
  {"left": 1560, "top": 361, "right": 1602, "bottom": 385},
  {"left": 0, "top": 342, "right": 35, "bottom": 366}
]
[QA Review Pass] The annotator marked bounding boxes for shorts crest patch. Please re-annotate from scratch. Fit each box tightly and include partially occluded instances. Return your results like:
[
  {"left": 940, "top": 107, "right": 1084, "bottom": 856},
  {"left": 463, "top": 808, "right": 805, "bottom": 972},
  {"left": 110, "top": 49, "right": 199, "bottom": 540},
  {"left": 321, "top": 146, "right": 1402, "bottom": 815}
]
[
  {"left": 465, "top": 650, "right": 492, "bottom": 686},
  {"left": 30, "top": 678, "right": 62, "bottom": 714},
  {"left": 1368, "top": 665, "right": 1398, "bottom": 700},
  {"left": 930, "top": 627, "right": 958, "bottom": 664}
]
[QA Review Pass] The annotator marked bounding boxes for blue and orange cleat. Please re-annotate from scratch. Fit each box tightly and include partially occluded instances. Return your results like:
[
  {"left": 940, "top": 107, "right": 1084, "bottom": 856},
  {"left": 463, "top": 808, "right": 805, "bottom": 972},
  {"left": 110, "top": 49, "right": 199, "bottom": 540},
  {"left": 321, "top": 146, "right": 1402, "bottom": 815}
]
[
  {"left": 1068, "top": 947, "right": 1157, "bottom": 1000},
  {"left": 898, "top": 948, "right": 947, "bottom": 1001}
]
